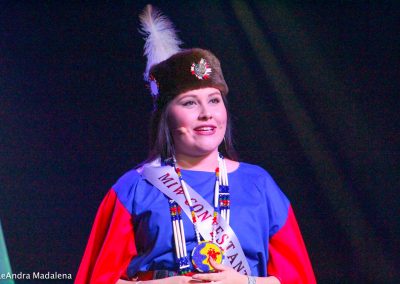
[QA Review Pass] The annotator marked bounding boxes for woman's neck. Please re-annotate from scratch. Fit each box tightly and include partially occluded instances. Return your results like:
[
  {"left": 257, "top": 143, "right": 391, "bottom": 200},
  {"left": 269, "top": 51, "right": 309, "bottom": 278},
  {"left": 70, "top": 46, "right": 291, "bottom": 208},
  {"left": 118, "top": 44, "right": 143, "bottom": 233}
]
[{"left": 174, "top": 150, "right": 219, "bottom": 171}]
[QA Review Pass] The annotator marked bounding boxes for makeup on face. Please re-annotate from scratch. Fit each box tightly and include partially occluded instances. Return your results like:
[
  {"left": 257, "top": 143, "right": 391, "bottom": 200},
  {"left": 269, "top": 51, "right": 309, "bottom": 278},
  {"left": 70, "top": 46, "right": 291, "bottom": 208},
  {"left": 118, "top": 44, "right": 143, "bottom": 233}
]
[{"left": 168, "top": 87, "right": 227, "bottom": 157}]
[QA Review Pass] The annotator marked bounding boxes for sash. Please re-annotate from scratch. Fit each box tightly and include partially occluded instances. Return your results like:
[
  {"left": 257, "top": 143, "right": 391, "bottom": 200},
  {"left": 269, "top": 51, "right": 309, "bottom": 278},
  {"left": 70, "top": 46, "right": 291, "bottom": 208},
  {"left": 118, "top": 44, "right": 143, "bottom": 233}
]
[{"left": 140, "top": 161, "right": 251, "bottom": 275}]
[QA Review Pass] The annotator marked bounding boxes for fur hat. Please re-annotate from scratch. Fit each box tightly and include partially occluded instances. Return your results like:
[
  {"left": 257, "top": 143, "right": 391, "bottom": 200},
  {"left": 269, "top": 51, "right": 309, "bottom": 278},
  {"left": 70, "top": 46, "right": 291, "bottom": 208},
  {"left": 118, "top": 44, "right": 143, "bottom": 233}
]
[
  {"left": 139, "top": 5, "right": 228, "bottom": 110},
  {"left": 149, "top": 48, "right": 229, "bottom": 109}
]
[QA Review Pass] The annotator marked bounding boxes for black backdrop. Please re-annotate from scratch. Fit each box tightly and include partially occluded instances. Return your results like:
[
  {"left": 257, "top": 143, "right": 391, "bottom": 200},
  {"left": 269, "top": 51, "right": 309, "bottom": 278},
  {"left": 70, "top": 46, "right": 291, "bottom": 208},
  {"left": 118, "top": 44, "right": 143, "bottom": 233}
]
[{"left": 1, "top": 1, "right": 399, "bottom": 283}]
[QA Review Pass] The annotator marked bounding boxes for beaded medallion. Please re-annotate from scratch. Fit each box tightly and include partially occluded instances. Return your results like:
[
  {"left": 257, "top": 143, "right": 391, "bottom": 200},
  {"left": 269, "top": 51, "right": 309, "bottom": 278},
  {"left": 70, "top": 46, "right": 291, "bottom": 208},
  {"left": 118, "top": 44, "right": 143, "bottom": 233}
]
[{"left": 191, "top": 241, "right": 224, "bottom": 272}]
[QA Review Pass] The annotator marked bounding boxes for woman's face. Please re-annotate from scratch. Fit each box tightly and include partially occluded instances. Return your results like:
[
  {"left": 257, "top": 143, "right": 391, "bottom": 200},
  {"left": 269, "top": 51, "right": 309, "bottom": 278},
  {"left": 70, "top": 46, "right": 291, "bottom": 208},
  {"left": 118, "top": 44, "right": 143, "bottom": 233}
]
[{"left": 167, "top": 87, "right": 227, "bottom": 158}]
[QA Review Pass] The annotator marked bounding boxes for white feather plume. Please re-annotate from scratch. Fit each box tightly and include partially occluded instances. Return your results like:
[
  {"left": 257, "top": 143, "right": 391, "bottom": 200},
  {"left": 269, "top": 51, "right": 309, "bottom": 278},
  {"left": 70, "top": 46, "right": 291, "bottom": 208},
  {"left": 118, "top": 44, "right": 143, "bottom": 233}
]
[{"left": 139, "top": 5, "right": 182, "bottom": 80}]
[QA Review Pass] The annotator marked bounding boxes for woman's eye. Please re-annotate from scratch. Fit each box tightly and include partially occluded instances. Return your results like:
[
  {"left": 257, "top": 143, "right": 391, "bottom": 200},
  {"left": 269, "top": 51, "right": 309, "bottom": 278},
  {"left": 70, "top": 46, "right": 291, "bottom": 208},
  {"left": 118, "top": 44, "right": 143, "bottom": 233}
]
[
  {"left": 182, "top": 100, "right": 195, "bottom": 106},
  {"left": 210, "top": 98, "right": 220, "bottom": 104}
]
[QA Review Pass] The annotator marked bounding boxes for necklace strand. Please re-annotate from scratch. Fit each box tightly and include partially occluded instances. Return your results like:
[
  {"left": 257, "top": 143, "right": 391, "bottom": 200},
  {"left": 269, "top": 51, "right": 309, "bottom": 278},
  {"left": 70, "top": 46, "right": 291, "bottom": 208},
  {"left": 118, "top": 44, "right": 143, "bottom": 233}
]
[{"left": 169, "top": 153, "right": 230, "bottom": 273}]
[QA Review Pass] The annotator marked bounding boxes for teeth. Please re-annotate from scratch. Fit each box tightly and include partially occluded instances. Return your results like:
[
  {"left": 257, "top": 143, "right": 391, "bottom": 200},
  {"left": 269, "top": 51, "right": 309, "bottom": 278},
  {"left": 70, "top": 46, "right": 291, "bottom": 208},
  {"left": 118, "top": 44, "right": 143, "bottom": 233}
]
[{"left": 197, "top": 127, "right": 213, "bottom": 131}]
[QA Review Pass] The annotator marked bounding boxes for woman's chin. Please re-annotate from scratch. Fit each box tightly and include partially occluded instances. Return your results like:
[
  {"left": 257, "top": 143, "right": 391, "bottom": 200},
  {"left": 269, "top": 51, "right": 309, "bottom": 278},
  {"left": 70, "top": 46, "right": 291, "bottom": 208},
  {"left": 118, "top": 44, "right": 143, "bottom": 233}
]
[{"left": 192, "top": 146, "right": 221, "bottom": 157}]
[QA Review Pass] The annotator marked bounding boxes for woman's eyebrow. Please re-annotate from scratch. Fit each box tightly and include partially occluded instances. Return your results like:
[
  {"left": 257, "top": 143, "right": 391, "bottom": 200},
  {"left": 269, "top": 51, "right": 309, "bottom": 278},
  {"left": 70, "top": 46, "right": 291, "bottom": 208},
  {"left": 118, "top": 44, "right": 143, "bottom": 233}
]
[
  {"left": 207, "top": 92, "right": 222, "bottom": 97},
  {"left": 178, "top": 94, "right": 196, "bottom": 99},
  {"left": 177, "top": 92, "right": 221, "bottom": 101},
  {"left": 176, "top": 94, "right": 197, "bottom": 102}
]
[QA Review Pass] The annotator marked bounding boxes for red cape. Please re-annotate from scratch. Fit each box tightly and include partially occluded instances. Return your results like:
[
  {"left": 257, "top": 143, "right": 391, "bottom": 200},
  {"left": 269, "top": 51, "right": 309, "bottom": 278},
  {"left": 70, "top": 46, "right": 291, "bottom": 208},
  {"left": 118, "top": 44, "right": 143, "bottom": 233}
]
[{"left": 75, "top": 189, "right": 137, "bottom": 283}]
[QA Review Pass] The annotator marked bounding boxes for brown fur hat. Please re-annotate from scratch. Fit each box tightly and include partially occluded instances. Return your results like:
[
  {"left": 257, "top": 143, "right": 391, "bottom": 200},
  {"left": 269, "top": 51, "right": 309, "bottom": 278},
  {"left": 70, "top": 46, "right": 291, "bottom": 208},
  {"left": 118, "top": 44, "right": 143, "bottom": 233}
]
[{"left": 149, "top": 48, "right": 229, "bottom": 110}]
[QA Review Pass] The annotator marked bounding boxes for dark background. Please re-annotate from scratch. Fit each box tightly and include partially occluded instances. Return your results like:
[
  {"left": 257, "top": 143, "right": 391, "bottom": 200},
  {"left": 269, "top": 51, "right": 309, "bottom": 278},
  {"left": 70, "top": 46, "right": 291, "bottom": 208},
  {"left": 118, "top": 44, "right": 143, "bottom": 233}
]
[{"left": 1, "top": 1, "right": 399, "bottom": 283}]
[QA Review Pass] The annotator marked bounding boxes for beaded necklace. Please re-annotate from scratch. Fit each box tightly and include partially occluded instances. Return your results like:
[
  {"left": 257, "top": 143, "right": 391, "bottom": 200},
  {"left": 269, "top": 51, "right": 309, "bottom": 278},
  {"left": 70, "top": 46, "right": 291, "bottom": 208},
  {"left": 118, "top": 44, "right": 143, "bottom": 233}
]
[{"left": 168, "top": 153, "right": 230, "bottom": 274}]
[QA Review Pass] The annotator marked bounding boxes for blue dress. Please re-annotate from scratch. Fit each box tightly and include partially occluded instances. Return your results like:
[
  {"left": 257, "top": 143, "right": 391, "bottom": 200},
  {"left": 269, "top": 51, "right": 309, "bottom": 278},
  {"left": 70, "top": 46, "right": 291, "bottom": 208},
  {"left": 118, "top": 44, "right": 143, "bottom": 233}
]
[
  {"left": 111, "top": 162, "right": 289, "bottom": 277},
  {"left": 75, "top": 162, "right": 316, "bottom": 284}
]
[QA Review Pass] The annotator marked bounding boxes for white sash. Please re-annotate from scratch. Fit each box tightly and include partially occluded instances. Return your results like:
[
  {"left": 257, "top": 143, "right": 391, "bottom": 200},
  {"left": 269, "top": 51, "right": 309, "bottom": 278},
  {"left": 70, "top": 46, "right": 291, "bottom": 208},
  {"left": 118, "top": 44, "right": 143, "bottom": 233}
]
[{"left": 139, "top": 161, "right": 251, "bottom": 275}]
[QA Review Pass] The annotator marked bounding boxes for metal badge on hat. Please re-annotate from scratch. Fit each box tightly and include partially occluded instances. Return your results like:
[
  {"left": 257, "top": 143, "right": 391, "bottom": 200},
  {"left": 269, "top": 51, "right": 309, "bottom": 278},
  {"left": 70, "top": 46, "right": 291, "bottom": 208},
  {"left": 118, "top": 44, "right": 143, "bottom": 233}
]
[{"left": 191, "top": 58, "right": 212, "bottom": 80}]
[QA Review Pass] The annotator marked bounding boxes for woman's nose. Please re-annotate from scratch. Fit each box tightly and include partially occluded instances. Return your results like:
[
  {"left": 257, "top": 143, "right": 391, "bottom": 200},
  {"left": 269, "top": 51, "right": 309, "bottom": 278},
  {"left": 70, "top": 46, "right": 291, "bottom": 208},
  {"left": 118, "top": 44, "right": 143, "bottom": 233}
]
[{"left": 198, "top": 105, "right": 212, "bottom": 120}]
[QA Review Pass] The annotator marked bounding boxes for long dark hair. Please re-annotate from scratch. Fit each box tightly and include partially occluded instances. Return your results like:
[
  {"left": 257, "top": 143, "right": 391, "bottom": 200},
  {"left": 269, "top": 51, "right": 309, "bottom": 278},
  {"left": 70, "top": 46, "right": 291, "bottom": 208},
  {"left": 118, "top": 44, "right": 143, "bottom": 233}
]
[{"left": 146, "top": 95, "right": 238, "bottom": 163}]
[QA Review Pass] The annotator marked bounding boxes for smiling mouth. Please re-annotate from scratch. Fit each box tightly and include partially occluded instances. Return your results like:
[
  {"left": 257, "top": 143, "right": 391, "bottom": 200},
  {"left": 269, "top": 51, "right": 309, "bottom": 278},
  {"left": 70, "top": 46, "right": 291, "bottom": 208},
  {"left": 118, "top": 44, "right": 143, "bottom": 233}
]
[
  {"left": 195, "top": 127, "right": 215, "bottom": 131},
  {"left": 194, "top": 126, "right": 216, "bottom": 135}
]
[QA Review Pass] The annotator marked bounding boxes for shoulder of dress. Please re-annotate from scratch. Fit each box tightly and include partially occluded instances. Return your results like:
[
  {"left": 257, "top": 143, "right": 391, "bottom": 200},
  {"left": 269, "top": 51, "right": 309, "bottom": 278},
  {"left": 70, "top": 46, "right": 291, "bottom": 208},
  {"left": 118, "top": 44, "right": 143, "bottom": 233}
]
[
  {"left": 236, "top": 162, "right": 272, "bottom": 178},
  {"left": 108, "top": 167, "right": 150, "bottom": 214},
  {"left": 112, "top": 168, "right": 146, "bottom": 194},
  {"left": 235, "top": 162, "right": 284, "bottom": 195}
]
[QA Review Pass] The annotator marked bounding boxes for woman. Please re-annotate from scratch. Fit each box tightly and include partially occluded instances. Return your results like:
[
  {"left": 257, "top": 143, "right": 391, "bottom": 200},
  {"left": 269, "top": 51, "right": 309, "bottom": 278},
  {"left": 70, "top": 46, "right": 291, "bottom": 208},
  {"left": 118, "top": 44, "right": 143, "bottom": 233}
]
[{"left": 75, "top": 5, "right": 316, "bottom": 284}]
